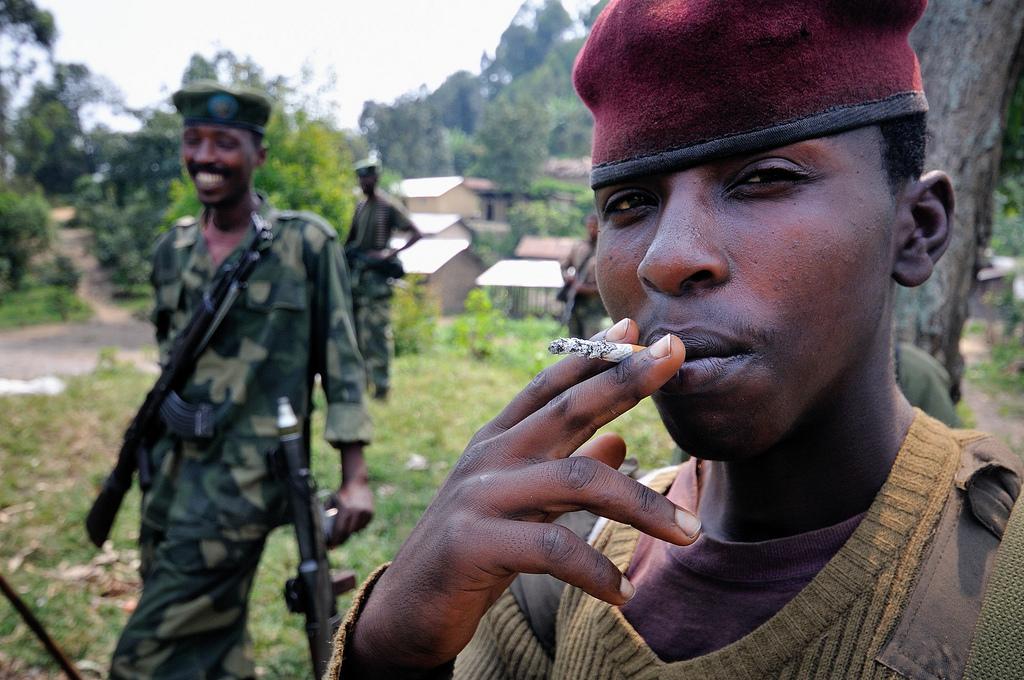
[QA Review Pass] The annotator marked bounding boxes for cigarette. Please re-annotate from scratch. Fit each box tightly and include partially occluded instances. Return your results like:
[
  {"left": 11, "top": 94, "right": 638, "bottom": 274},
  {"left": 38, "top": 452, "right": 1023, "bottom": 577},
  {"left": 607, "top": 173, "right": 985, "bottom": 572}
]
[{"left": 548, "top": 337, "right": 647, "bottom": 363}]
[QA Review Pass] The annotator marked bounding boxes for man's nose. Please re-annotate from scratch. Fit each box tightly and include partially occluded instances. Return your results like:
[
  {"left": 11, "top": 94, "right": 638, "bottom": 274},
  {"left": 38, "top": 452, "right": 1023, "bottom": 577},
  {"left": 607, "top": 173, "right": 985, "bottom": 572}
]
[
  {"left": 192, "top": 138, "right": 216, "bottom": 164},
  {"left": 637, "top": 198, "right": 730, "bottom": 296}
]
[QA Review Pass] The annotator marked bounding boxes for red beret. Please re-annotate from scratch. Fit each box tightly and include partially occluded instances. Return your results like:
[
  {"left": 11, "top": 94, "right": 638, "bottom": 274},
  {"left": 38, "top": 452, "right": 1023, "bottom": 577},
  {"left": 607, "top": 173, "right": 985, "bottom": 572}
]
[{"left": 574, "top": 0, "right": 928, "bottom": 188}]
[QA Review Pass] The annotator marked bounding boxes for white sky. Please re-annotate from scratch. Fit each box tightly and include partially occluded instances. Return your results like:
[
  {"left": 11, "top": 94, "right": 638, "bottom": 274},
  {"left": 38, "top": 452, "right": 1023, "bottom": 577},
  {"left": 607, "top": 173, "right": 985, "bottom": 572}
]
[{"left": 33, "top": 0, "right": 593, "bottom": 132}]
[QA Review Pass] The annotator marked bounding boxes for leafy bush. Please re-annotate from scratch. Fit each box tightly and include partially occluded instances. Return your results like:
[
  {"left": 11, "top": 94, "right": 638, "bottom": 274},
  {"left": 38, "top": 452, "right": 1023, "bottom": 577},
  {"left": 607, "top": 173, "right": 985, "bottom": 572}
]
[
  {"left": 392, "top": 275, "right": 440, "bottom": 356},
  {"left": 0, "top": 189, "right": 51, "bottom": 292},
  {"left": 76, "top": 183, "right": 164, "bottom": 291},
  {"left": 0, "top": 285, "right": 90, "bottom": 328},
  {"left": 38, "top": 254, "right": 80, "bottom": 290},
  {"left": 992, "top": 177, "right": 1024, "bottom": 257},
  {"left": 449, "top": 288, "right": 503, "bottom": 358}
]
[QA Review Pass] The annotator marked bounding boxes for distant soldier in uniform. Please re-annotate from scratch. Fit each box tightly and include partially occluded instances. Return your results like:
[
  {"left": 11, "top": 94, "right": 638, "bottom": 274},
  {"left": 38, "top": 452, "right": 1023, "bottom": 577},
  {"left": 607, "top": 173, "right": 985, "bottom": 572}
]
[
  {"left": 345, "top": 156, "right": 421, "bottom": 400},
  {"left": 896, "top": 341, "right": 961, "bottom": 427},
  {"left": 110, "top": 81, "right": 374, "bottom": 679},
  {"left": 561, "top": 213, "right": 607, "bottom": 339}
]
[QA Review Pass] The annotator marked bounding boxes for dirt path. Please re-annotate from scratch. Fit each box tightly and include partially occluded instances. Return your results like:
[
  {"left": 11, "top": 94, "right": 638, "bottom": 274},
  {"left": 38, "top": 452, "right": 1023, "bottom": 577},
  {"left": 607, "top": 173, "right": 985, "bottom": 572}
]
[
  {"left": 0, "top": 228, "right": 157, "bottom": 380},
  {"left": 961, "top": 333, "right": 1024, "bottom": 454}
]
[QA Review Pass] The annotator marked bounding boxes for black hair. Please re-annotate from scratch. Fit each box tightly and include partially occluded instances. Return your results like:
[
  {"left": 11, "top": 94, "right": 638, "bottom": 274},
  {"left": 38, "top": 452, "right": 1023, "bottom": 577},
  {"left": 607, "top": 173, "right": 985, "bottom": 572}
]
[{"left": 878, "top": 113, "right": 927, "bottom": 192}]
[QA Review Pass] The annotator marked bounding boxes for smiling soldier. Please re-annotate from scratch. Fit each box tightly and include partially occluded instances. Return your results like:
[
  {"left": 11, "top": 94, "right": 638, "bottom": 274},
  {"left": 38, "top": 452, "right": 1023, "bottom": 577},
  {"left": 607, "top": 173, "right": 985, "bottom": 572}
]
[
  {"left": 325, "top": 1, "right": 1023, "bottom": 679},
  {"left": 109, "top": 81, "right": 375, "bottom": 679}
]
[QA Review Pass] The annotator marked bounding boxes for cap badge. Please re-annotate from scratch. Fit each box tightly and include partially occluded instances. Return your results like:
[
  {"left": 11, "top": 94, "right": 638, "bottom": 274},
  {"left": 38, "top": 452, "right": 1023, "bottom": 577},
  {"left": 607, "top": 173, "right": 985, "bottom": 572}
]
[{"left": 207, "top": 93, "right": 239, "bottom": 121}]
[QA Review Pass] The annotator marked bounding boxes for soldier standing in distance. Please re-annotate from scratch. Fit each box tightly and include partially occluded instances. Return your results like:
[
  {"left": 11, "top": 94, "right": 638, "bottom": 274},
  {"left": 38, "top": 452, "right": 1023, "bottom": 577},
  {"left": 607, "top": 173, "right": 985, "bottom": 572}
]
[
  {"left": 345, "top": 156, "right": 421, "bottom": 400},
  {"left": 110, "top": 81, "right": 374, "bottom": 679},
  {"left": 561, "top": 212, "right": 608, "bottom": 339}
]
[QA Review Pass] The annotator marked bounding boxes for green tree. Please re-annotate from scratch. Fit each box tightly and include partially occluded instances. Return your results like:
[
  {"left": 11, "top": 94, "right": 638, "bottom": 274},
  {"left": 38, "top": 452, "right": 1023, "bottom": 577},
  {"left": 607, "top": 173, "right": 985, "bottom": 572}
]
[
  {"left": 485, "top": 0, "right": 573, "bottom": 88},
  {"left": 180, "top": 50, "right": 288, "bottom": 96},
  {"left": 0, "top": 188, "right": 49, "bottom": 292},
  {"left": 583, "top": 0, "right": 611, "bottom": 28},
  {"left": 73, "top": 110, "right": 182, "bottom": 291},
  {"left": 448, "top": 128, "right": 483, "bottom": 175},
  {"left": 471, "top": 97, "right": 550, "bottom": 191},
  {"left": 359, "top": 94, "right": 453, "bottom": 178},
  {"left": 89, "top": 109, "right": 182, "bottom": 206},
  {"left": 0, "top": 0, "right": 56, "bottom": 172},
  {"left": 12, "top": 63, "right": 106, "bottom": 194},
  {"left": 428, "top": 70, "right": 485, "bottom": 135}
]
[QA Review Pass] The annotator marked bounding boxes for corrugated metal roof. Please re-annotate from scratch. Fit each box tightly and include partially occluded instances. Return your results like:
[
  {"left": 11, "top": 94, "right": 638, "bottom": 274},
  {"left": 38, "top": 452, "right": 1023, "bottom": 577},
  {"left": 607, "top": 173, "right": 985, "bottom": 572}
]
[
  {"left": 397, "top": 238, "right": 471, "bottom": 275},
  {"left": 398, "top": 176, "right": 465, "bottom": 198},
  {"left": 476, "top": 259, "right": 564, "bottom": 288},
  {"left": 514, "top": 236, "right": 577, "bottom": 261},
  {"left": 410, "top": 213, "right": 463, "bottom": 235}
]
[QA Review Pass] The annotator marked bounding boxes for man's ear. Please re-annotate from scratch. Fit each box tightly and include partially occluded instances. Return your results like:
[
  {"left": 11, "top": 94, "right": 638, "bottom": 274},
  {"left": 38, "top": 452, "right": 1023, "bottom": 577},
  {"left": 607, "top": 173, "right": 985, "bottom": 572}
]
[
  {"left": 254, "top": 143, "right": 268, "bottom": 168},
  {"left": 891, "top": 170, "right": 954, "bottom": 287}
]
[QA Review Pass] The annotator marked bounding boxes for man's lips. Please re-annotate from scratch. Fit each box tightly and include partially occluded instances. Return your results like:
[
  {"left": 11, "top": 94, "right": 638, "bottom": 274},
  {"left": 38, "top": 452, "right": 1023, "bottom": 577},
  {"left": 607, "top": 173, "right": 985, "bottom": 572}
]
[
  {"left": 642, "top": 327, "right": 755, "bottom": 392},
  {"left": 641, "top": 328, "right": 750, "bottom": 362},
  {"left": 190, "top": 168, "right": 228, "bottom": 191}
]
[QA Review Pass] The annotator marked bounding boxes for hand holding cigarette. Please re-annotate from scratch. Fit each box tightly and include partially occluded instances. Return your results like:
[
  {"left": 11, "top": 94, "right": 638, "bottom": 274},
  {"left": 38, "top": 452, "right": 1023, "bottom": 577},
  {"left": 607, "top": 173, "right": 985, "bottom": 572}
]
[{"left": 346, "top": 318, "right": 697, "bottom": 677}]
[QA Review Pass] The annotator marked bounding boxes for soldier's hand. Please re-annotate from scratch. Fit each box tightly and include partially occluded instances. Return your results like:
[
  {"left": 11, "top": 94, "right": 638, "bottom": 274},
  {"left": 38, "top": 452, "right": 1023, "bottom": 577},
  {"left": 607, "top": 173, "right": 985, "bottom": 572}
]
[
  {"left": 328, "top": 480, "right": 374, "bottom": 547},
  {"left": 345, "top": 319, "right": 700, "bottom": 677}
]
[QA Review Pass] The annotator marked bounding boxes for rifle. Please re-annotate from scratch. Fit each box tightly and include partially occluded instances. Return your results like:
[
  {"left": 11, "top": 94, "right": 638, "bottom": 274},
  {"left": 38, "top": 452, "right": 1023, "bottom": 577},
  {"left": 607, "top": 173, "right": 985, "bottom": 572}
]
[
  {"left": 559, "top": 275, "right": 579, "bottom": 327},
  {"left": 344, "top": 244, "right": 405, "bottom": 280},
  {"left": 85, "top": 214, "right": 274, "bottom": 548},
  {"left": 272, "top": 397, "right": 356, "bottom": 679}
]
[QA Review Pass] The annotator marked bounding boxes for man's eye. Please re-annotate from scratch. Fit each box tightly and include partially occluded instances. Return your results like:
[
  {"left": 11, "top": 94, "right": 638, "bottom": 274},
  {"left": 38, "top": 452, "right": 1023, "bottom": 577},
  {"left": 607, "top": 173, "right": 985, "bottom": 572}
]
[
  {"left": 738, "top": 167, "right": 807, "bottom": 186},
  {"left": 605, "top": 192, "right": 654, "bottom": 214}
]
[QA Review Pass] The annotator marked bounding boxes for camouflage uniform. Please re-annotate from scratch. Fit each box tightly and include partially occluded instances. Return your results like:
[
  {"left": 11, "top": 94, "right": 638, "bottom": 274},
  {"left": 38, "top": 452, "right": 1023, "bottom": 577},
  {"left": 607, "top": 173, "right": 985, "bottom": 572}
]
[
  {"left": 345, "top": 192, "right": 414, "bottom": 398},
  {"left": 563, "top": 239, "right": 608, "bottom": 340},
  {"left": 110, "top": 200, "right": 372, "bottom": 679}
]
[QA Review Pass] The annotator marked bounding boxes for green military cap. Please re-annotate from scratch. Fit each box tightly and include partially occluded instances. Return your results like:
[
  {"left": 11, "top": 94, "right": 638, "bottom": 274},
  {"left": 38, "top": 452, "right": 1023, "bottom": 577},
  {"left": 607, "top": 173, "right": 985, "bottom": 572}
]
[
  {"left": 172, "top": 80, "right": 272, "bottom": 134},
  {"left": 353, "top": 155, "right": 380, "bottom": 176}
]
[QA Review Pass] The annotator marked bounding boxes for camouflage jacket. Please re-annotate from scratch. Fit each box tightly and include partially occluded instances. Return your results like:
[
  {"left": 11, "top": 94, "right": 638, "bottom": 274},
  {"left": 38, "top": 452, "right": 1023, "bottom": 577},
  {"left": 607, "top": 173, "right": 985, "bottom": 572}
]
[
  {"left": 151, "top": 200, "right": 372, "bottom": 449},
  {"left": 145, "top": 200, "right": 372, "bottom": 538}
]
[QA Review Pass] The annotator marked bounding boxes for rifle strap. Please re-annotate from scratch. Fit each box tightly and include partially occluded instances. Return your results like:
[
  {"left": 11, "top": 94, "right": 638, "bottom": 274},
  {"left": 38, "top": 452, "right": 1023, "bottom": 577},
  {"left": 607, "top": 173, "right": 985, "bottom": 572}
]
[{"left": 156, "top": 213, "right": 274, "bottom": 436}]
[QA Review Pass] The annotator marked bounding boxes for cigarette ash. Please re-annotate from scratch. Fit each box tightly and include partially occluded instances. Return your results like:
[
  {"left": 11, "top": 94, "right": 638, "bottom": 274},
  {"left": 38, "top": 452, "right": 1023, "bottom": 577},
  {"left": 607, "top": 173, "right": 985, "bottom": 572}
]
[{"left": 547, "top": 337, "right": 635, "bottom": 362}]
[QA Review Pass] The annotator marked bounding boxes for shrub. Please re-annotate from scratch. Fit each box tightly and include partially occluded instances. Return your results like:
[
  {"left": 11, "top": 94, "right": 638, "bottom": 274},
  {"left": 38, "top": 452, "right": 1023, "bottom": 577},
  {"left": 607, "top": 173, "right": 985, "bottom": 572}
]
[
  {"left": 38, "top": 254, "right": 81, "bottom": 290},
  {"left": 0, "top": 189, "right": 51, "bottom": 292},
  {"left": 392, "top": 275, "right": 440, "bottom": 356},
  {"left": 450, "top": 288, "right": 503, "bottom": 358}
]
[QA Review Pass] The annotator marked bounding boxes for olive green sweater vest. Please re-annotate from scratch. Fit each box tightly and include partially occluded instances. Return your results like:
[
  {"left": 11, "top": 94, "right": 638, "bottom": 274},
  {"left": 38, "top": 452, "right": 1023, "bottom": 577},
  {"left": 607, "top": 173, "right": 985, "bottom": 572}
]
[
  {"left": 327, "top": 415, "right": 1017, "bottom": 680},
  {"left": 455, "top": 414, "right": 967, "bottom": 680}
]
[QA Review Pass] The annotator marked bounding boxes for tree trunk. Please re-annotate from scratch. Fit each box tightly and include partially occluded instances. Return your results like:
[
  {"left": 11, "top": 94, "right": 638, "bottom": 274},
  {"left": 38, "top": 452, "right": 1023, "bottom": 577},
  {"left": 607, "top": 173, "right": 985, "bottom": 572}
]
[{"left": 896, "top": 0, "right": 1024, "bottom": 398}]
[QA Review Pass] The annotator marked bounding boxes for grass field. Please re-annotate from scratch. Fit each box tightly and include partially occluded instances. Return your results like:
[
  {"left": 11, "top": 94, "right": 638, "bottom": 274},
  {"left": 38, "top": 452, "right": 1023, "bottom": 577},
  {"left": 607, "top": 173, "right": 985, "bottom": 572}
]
[
  {"left": 0, "top": 286, "right": 91, "bottom": 329},
  {"left": 0, "top": 319, "right": 675, "bottom": 678}
]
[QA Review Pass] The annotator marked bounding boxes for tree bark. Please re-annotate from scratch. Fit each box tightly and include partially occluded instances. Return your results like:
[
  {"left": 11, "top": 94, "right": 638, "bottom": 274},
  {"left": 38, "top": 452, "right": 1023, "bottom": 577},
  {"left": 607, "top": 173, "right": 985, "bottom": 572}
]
[{"left": 896, "top": 0, "right": 1024, "bottom": 397}]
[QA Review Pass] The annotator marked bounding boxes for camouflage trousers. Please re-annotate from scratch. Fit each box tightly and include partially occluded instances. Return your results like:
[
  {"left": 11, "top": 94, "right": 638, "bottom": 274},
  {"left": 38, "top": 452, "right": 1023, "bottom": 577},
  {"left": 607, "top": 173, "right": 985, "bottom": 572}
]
[
  {"left": 111, "top": 437, "right": 284, "bottom": 679},
  {"left": 352, "top": 295, "right": 392, "bottom": 398},
  {"left": 110, "top": 535, "right": 264, "bottom": 679}
]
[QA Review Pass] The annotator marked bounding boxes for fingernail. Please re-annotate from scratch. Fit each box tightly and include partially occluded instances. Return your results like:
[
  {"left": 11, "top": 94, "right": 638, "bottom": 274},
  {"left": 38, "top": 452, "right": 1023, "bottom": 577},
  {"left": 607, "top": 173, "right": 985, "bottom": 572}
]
[
  {"left": 619, "top": 575, "right": 635, "bottom": 602},
  {"left": 650, "top": 335, "right": 673, "bottom": 359},
  {"left": 606, "top": 318, "right": 629, "bottom": 342},
  {"left": 676, "top": 507, "right": 702, "bottom": 539}
]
